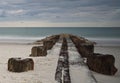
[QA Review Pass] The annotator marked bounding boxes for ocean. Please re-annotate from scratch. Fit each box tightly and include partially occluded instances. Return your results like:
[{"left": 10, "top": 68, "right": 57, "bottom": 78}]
[{"left": 0, "top": 27, "right": 120, "bottom": 46}]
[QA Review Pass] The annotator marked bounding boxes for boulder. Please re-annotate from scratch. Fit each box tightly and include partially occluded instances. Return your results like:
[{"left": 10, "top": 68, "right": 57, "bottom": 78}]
[
  {"left": 43, "top": 40, "right": 55, "bottom": 50},
  {"left": 87, "top": 53, "right": 118, "bottom": 75},
  {"left": 77, "top": 43, "right": 94, "bottom": 57},
  {"left": 30, "top": 46, "right": 47, "bottom": 57},
  {"left": 34, "top": 35, "right": 59, "bottom": 45},
  {"left": 70, "top": 35, "right": 94, "bottom": 57},
  {"left": 43, "top": 35, "right": 60, "bottom": 50},
  {"left": 8, "top": 58, "right": 34, "bottom": 72}
]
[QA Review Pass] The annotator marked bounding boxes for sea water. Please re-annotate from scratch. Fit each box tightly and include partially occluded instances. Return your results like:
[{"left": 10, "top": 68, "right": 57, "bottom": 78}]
[{"left": 0, "top": 27, "right": 120, "bottom": 46}]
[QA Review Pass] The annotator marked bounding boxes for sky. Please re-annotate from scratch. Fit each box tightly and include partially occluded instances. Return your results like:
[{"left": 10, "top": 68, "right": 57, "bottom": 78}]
[{"left": 0, "top": 0, "right": 120, "bottom": 27}]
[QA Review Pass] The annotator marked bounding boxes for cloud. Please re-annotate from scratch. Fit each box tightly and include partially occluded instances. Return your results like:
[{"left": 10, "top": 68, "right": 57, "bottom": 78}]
[
  {"left": 0, "top": 10, "right": 5, "bottom": 17},
  {"left": 7, "top": 9, "right": 24, "bottom": 15},
  {"left": 0, "top": 0, "right": 120, "bottom": 24}
]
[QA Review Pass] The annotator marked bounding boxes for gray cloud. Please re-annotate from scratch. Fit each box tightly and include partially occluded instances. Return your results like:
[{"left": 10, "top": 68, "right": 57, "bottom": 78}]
[{"left": 0, "top": 0, "right": 120, "bottom": 22}]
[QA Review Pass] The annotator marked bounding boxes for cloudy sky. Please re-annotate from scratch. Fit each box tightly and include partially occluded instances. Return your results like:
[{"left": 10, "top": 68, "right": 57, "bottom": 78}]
[{"left": 0, "top": 0, "right": 120, "bottom": 27}]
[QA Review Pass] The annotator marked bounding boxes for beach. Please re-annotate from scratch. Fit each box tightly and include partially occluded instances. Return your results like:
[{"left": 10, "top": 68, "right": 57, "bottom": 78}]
[
  {"left": 0, "top": 0, "right": 119, "bottom": 81},
  {"left": 0, "top": 43, "right": 120, "bottom": 83},
  {"left": 0, "top": 43, "right": 61, "bottom": 83},
  {"left": 0, "top": 27, "right": 119, "bottom": 83}
]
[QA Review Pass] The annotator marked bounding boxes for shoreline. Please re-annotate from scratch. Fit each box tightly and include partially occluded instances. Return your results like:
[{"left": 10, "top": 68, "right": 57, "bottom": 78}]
[{"left": 1, "top": 42, "right": 120, "bottom": 47}]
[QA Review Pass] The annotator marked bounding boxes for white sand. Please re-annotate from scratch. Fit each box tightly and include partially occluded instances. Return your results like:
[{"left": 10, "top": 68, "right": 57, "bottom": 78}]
[
  {"left": 0, "top": 42, "right": 62, "bottom": 83},
  {"left": 0, "top": 43, "right": 120, "bottom": 83}
]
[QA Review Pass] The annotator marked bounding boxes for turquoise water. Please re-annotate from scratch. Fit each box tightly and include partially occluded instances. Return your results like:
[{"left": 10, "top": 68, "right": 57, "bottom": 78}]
[
  {"left": 0, "top": 27, "right": 120, "bottom": 45},
  {"left": 0, "top": 27, "right": 120, "bottom": 38}
]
